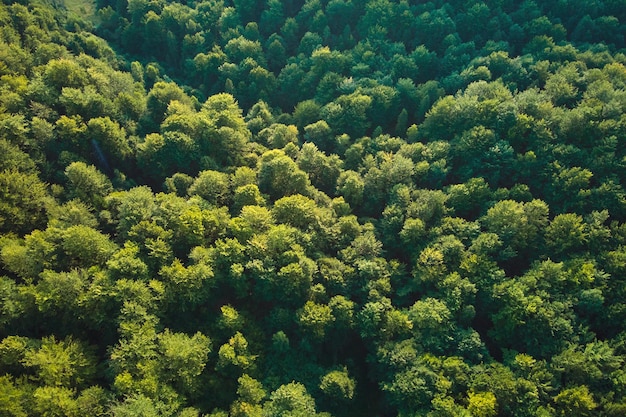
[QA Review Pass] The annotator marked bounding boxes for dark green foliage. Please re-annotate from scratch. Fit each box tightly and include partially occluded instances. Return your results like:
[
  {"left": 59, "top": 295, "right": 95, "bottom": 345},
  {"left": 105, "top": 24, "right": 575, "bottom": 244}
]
[{"left": 2, "top": 0, "right": 626, "bottom": 416}]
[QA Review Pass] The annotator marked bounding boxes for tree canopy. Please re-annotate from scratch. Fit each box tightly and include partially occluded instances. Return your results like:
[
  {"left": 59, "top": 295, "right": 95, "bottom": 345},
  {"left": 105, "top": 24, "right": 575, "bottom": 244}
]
[{"left": 1, "top": 0, "right": 626, "bottom": 415}]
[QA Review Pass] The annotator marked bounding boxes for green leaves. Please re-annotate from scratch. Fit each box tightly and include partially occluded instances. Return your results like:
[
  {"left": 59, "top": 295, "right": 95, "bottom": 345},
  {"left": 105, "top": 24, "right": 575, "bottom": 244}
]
[
  {"left": 0, "top": 170, "right": 50, "bottom": 235},
  {"left": 157, "top": 330, "right": 211, "bottom": 394},
  {"left": 263, "top": 382, "right": 318, "bottom": 417},
  {"left": 319, "top": 368, "right": 355, "bottom": 402},
  {"left": 22, "top": 336, "right": 96, "bottom": 388},
  {"left": 258, "top": 150, "right": 311, "bottom": 201},
  {"left": 3, "top": 0, "right": 626, "bottom": 416},
  {"left": 61, "top": 225, "right": 117, "bottom": 268}
]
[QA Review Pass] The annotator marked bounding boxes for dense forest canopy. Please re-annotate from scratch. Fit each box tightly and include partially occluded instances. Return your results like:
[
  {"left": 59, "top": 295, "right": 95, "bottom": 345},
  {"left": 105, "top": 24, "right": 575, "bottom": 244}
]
[{"left": 2, "top": 0, "right": 626, "bottom": 415}]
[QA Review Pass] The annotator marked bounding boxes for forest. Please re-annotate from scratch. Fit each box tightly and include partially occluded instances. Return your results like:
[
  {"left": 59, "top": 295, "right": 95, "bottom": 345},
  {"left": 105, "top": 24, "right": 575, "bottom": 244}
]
[{"left": 1, "top": 0, "right": 626, "bottom": 415}]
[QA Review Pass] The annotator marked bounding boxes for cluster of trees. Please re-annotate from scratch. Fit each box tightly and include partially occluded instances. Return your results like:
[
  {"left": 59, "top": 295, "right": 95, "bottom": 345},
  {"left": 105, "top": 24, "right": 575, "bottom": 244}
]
[{"left": 1, "top": 0, "right": 626, "bottom": 415}]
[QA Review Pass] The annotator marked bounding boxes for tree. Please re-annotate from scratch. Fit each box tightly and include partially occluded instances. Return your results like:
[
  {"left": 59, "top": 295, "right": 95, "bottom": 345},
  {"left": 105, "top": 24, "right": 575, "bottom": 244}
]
[
  {"left": 490, "top": 274, "right": 576, "bottom": 358},
  {"left": 292, "top": 100, "right": 322, "bottom": 130},
  {"left": 231, "top": 374, "right": 266, "bottom": 417},
  {"left": 136, "top": 131, "right": 199, "bottom": 182},
  {"left": 467, "top": 391, "right": 497, "bottom": 417},
  {"left": 233, "top": 184, "right": 266, "bottom": 212},
  {"left": 322, "top": 92, "right": 372, "bottom": 138},
  {"left": 198, "top": 93, "right": 251, "bottom": 167},
  {"left": 22, "top": 336, "right": 96, "bottom": 388},
  {"left": 159, "top": 258, "right": 214, "bottom": 309},
  {"left": 545, "top": 213, "right": 587, "bottom": 259},
  {"left": 109, "top": 394, "right": 159, "bottom": 417},
  {"left": 408, "top": 297, "right": 454, "bottom": 353},
  {"left": 298, "top": 300, "right": 334, "bottom": 341},
  {"left": 144, "top": 81, "right": 195, "bottom": 131},
  {"left": 105, "top": 186, "right": 157, "bottom": 239},
  {"left": 61, "top": 225, "right": 117, "bottom": 268},
  {"left": 263, "top": 382, "right": 319, "bottom": 417},
  {"left": 297, "top": 142, "right": 343, "bottom": 194},
  {"left": 319, "top": 368, "right": 356, "bottom": 403},
  {"left": 43, "top": 58, "right": 87, "bottom": 92},
  {"left": 258, "top": 150, "right": 311, "bottom": 201},
  {"left": 0, "top": 375, "right": 27, "bottom": 417},
  {"left": 107, "top": 242, "right": 149, "bottom": 280},
  {"left": 32, "top": 386, "right": 79, "bottom": 417},
  {"left": 188, "top": 170, "right": 231, "bottom": 206},
  {"left": 64, "top": 161, "right": 113, "bottom": 209},
  {"left": 33, "top": 269, "right": 90, "bottom": 330},
  {"left": 304, "top": 120, "right": 334, "bottom": 152},
  {"left": 381, "top": 356, "right": 441, "bottom": 415},
  {"left": 553, "top": 385, "right": 597, "bottom": 417},
  {"left": 157, "top": 329, "right": 210, "bottom": 396},
  {"left": 231, "top": 205, "right": 274, "bottom": 242},
  {"left": 0, "top": 170, "right": 51, "bottom": 235},
  {"left": 237, "top": 374, "right": 266, "bottom": 404},
  {"left": 272, "top": 194, "right": 319, "bottom": 231},
  {"left": 258, "top": 123, "right": 299, "bottom": 149},
  {"left": 336, "top": 170, "right": 364, "bottom": 209},
  {"left": 245, "top": 100, "right": 274, "bottom": 135},
  {"left": 0, "top": 138, "right": 36, "bottom": 173},
  {"left": 481, "top": 199, "right": 549, "bottom": 263},
  {"left": 446, "top": 177, "right": 491, "bottom": 220},
  {"left": 216, "top": 332, "right": 256, "bottom": 373},
  {"left": 87, "top": 116, "right": 132, "bottom": 166},
  {"left": 551, "top": 341, "right": 623, "bottom": 389}
]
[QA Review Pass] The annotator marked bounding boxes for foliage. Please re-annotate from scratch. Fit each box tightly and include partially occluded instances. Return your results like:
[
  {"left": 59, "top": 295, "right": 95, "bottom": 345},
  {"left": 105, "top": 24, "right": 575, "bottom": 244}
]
[{"left": 1, "top": 0, "right": 626, "bottom": 416}]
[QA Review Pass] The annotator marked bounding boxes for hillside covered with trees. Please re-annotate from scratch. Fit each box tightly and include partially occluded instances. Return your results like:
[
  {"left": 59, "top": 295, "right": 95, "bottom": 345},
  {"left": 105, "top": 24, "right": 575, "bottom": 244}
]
[{"left": 2, "top": 0, "right": 626, "bottom": 415}]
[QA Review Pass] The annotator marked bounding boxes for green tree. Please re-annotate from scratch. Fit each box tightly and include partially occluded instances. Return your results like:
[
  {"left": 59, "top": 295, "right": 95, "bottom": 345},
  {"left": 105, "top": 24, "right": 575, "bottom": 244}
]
[
  {"left": 233, "top": 184, "right": 266, "bottom": 212},
  {"left": 87, "top": 116, "right": 132, "bottom": 165},
  {"left": 157, "top": 329, "right": 211, "bottom": 396},
  {"left": 217, "top": 331, "right": 256, "bottom": 373},
  {"left": 107, "top": 242, "right": 149, "bottom": 280},
  {"left": 64, "top": 161, "right": 113, "bottom": 209},
  {"left": 408, "top": 297, "right": 454, "bottom": 353},
  {"left": 481, "top": 199, "right": 549, "bottom": 262},
  {"left": 553, "top": 385, "right": 596, "bottom": 417},
  {"left": 0, "top": 170, "right": 51, "bottom": 235},
  {"left": 61, "top": 225, "right": 117, "bottom": 268},
  {"left": 298, "top": 300, "right": 334, "bottom": 341},
  {"left": 1, "top": 230, "right": 56, "bottom": 280},
  {"left": 545, "top": 213, "right": 587, "bottom": 259},
  {"left": 22, "top": 336, "right": 96, "bottom": 388},
  {"left": 446, "top": 177, "right": 491, "bottom": 220},
  {"left": 297, "top": 142, "right": 343, "bottom": 194},
  {"left": 258, "top": 150, "right": 311, "bottom": 201},
  {"left": 272, "top": 194, "right": 319, "bottom": 231},
  {"left": 0, "top": 138, "right": 36, "bottom": 173},
  {"left": 188, "top": 170, "right": 231, "bottom": 207},
  {"left": 322, "top": 92, "right": 372, "bottom": 138},
  {"left": 319, "top": 368, "right": 356, "bottom": 403},
  {"left": 43, "top": 58, "right": 87, "bottom": 92},
  {"left": 198, "top": 93, "right": 251, "bottom": 167},
  {"left": 231, "top": 205, "right": 274, "bottom": 242},
  {"left": 231, "top": 374, "right": 266, "bottom": 417},
  {"left": 138, "top": 131, "right": 199, "bottom": 181},
  {"left": 467, "top": 391, "right": 497, "bottom": 417},
  {"left": 32, "top": 386, "right": 78, "bottom": 417},
  {"left": 109, "top": 394, "right": 159, "bottom": 417},
  {"left": 33, "top": 269, "right": 89, "bottom": 329},
  {"left": 105, "top": 186, "right": 157, "bottom": 239},
  {"left": 336, "top": 170, "right": 364, "bottom": 209},
  {"left": 143, "top": 81, "right": 195, "bottom": 131},
  {"left": 0, "top": 375, "right": 27, "bottom": 417},
  {"left": 263, "top": 382, "right": 319, "bottom": 417},
  {"left": 258, "top": 123, "right": 299, "bottom": 149},
  {"left": 159, "top": 257, "right": 214, "bottom": 309}
]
